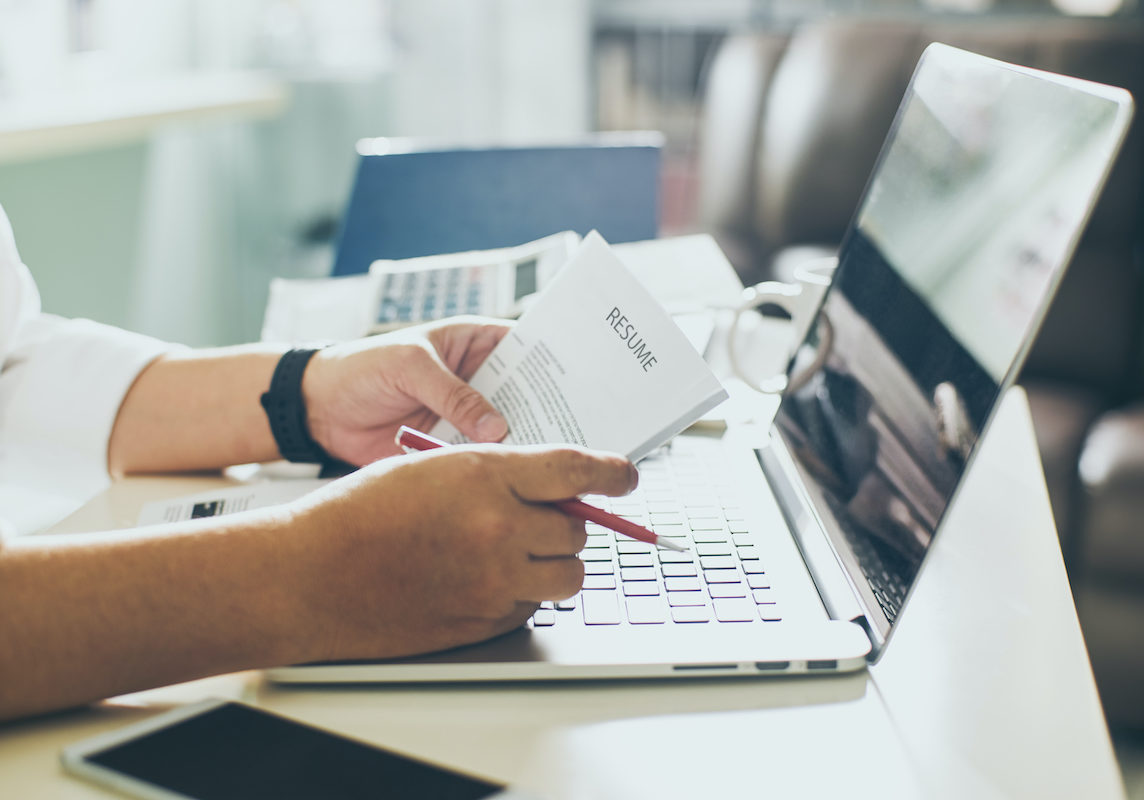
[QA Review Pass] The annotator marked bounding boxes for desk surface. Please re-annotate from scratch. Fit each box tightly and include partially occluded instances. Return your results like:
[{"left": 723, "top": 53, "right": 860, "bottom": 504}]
[{"left": 0, "top": 239, "right": 1125, "bottom": 799}]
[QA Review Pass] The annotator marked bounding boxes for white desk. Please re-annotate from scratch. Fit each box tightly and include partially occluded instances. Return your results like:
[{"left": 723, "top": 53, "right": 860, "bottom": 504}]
[{"left": 0, "top": 239, "right": 1125, "bottom": 799}]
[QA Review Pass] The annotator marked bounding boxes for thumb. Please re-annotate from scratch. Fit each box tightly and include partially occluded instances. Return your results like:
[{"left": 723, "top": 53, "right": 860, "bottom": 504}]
[{"left": 410, "top": 358, "right": 508, "bottom": 442}]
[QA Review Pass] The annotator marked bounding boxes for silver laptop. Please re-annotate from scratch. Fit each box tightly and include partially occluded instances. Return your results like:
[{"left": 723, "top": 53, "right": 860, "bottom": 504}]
[{"left": 268, "top": 44, "right": 1133, "bottom": 684}]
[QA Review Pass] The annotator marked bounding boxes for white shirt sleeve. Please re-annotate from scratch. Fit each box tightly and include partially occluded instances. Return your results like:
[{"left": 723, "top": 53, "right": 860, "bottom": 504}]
[
  {"left": 0, "top": 314, "right": 174, "bottom": 475},
  {"left": 0, "top": 205, "right": 176, "bottom": 482}
]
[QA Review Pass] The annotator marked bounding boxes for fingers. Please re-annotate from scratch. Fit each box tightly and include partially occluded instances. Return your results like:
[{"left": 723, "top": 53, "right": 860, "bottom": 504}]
[
  {"left": 401, "top": 355, "right": 509, "bottom": 442},
  {"left": 502, "top": 446, "right": 638, "bottom": 502},
  {"left": 427, "top": 317, "right": 511, "bottom": 381},
  {"left": 518, "top": 556, "right": 586, "bottom": 603},
  {"left": 511, "top": 503, "right": 589, "bottom": 557}
]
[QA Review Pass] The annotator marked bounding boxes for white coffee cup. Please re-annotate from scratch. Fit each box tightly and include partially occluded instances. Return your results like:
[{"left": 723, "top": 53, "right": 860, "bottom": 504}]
[{"left": 728, "top": 256, "right": 838, "bottom": 394}]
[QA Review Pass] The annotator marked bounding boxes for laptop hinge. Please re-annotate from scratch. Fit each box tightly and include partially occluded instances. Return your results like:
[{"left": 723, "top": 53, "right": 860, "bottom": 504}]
[
  {"left": 850, "top": 614, "right": 884, "bottom": 662},
  {"left": 756, "top": 441, "right": 866, "bottom": 625}
]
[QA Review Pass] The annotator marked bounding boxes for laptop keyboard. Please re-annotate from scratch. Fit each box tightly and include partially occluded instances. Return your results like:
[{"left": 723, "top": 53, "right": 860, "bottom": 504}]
[
  {"left": 841, "top": 524, "right": 909, "bottom": 624},
  {"left": 529, "top": 438, "right": 782, "bottom": 629}
]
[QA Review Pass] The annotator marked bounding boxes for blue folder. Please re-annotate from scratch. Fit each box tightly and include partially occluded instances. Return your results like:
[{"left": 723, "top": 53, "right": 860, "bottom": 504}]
[{"left": 330, "top": 135, "right": 662, "bottom": 276}]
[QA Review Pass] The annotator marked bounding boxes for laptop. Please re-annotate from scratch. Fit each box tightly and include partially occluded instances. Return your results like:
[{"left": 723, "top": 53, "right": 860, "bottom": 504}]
[{"left": 267, "top": 43, "right": 1133, "bottom": 683}]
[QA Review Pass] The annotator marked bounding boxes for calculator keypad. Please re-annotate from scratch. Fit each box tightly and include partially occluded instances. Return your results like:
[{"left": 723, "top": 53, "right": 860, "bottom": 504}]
[{"left": 377, "top": 266, "right": 492, "bottom": 325}]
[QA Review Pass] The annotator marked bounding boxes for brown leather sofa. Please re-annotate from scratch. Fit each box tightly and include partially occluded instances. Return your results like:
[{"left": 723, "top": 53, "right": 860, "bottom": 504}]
[{"left": 695, "top": 17, "right": 1144, "bottom": 728}]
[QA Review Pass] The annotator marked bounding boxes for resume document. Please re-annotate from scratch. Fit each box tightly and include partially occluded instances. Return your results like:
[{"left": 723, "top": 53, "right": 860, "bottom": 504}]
[{"left": 431, "top": 232, "right": 727, "bottom": 461}]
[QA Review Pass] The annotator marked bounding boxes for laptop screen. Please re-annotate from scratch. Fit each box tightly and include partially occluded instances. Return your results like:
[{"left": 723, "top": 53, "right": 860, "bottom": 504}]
[{"left": 770, "top": 44, "right": 1132, "bottom": 643}]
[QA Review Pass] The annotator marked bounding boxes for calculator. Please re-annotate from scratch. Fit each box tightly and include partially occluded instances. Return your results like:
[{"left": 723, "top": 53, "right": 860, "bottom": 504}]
[{"left": 369, "top": 231, "right": 580, "bottom": 331}]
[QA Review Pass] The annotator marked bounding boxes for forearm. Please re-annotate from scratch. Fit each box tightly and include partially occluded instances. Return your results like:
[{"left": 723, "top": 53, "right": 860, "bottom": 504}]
[
  {"left": 0, "top": 510, "right": 312, "bottom": 721},
  {"left": 108, "top": 345, "right": 287, "bottom": 474}
]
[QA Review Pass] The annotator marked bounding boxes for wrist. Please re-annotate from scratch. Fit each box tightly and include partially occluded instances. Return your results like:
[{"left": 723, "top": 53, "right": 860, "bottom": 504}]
[
  {"left": 299, "top": 348, "right": 333, "bottom": 460},
  {"left": 259, "top": 348, "right": 333, "bottom": 465},
  {"left": 275, "top": 491, "right": 368, "bottom": 663},
  {"left": 235, "top": 504, "right": 331, "bottom": 668}
]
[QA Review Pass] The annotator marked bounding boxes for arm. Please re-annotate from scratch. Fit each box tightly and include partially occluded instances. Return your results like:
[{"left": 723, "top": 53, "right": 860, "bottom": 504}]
[
  {"left": 0, "top": 444, "right": 637, "bottom": 721},
  {"left": 108, "top": 317, "right": 510, "bottom": 474},
  {"left": 106, "top": 344, "right": 283, "bottom": 473}
]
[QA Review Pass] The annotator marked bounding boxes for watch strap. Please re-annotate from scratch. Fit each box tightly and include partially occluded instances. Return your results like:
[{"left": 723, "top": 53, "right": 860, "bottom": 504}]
[{"left": 259, "top": 348, "right": 331, "bottom": 464}]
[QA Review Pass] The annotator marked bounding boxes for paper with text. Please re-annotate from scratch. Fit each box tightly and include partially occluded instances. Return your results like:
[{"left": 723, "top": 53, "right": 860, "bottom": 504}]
[
  {"left": 431, "top": 231, "right": 727, "bottom": 461},
  {"left": 136, "top": 480, "right": 329, "bottom": 526}
]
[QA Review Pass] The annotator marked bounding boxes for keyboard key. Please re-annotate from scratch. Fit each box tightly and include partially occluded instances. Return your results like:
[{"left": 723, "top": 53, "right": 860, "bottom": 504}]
[
  {"left": 691, "top": 530, "right": 730, "bottom": 544},
  {"left": 652, "top": 524, "right": 688, "bottom": 539},
  {"left": 581, "top": 546, "right": 615, "bottom": 561},
  {"left": 617, "top": 541, "right": 652, "bottom": 555},
  {"left": 657, "top": 550, "right": 694, "bottom": 564},
  {"left": 747, "top": 574, "right": 771, "bottom": 590},
  {"left": 731, "top": 533, "right": 755, "bottom": 547},
  {"left": 699, "top": 555, "right": 736, "bottom": 571},
  {"left": 737, "top": 545, "right": 760, "bottom": 561},
  {"left": 704, "top": 569, "right": 743, "bottom": 584},
  {"left": 752, "top": 588, "right": 774, "bottom": 603},
  {"left": 671, "top": 605, "right": 711, "bottom": 623},
  {"left": 757, "top": 603, "right": 782, "bottom": 622},
  {"left": 683, "top": 506, "right": 722, "bottom": 518},
  {"left": 581, "top": 592, "right": 622, "bottom": 625},
  {"left": 583, "top": 575, "right": 617, "bottom": 591},
  {"left": 619, "top": 553, "right": 656, "bottom": 568},
  {"left": 555, "top": 597, "right": 577, "bottom": 611},
  {"left": 584, "top": 561, "right": 615, "bottom": 576},
  {"left": 741, "top": 560, "right": 767, "bottom": 574},
  {"left": 623, "top": 582, "right": 661, "bottom": 597},
  {"left": 626, "top": 596, "right": 668, "bottom": 624},
  {"left": 664, "top": 576, "right": 702, "bottom": 592},
  {"left": 712, "top": 597, "right": 757, "bottom": 622},
  {"left": 649, "top": 512, "right": 684, "bottom": 526},
  {"left": 696, "top": 542, "right": 733, "bottom": 557},
  {"left": 709, "top": 583, "right": 748, "bottom": 599},
  {"left": 620, "top": 566, "right": 657, "bottom": 582},
  {"left": 667, "top": 591, "right": 707, "bottom": 607},
  {"left": 532, "top": 609, "right": 556, "bottom": 627},
  {"left": 688, "top": 517, "right": 725, "bottom": 531},
  {"left": 660, "top": 562, "right": 697, "bottom": 578}
]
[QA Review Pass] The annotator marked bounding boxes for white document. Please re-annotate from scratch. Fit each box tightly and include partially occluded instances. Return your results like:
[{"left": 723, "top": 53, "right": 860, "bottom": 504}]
[
  {"left": 136, "top": 480, "right": 329, "bottom": 526},
  {"left": 430, "top": 231, "right": 728, "bottom": 462}
]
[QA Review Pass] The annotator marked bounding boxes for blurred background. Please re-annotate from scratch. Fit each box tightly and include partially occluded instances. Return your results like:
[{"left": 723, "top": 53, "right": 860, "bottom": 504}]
[
  {"left": 1, "top": 0, "right": 1142, "bottom": 792},
  {"left": 4, "top": 0, "right": 1136, "bottom": 347}
]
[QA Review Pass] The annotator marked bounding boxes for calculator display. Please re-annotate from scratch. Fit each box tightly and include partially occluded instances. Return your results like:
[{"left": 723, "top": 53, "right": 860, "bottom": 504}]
[{"left": 513, "top": 258, "right": 538, "bottom": 301}]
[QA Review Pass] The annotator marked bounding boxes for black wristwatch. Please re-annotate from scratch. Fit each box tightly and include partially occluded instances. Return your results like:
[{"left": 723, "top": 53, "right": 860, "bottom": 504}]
[{"left": 259, "top": 347, "right": 332, "bottom": 464}]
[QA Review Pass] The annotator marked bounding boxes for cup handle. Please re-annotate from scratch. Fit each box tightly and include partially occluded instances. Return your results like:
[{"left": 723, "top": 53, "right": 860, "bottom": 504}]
[{"left": 729, "top": 281, "right": 834, "bottom": 395}]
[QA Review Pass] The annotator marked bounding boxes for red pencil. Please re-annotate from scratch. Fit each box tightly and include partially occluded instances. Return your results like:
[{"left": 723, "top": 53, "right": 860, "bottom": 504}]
[{"left": 395, "top": 425, "right": 688, "bottom": 552}]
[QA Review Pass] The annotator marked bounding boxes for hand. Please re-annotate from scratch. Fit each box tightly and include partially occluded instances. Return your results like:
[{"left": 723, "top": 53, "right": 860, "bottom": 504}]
[
  {"left": 301, "top": 317, "right": 510, "bottom": 466},
  {"left": 284, "top": 443, "right": 638, "bottom": 661}
]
